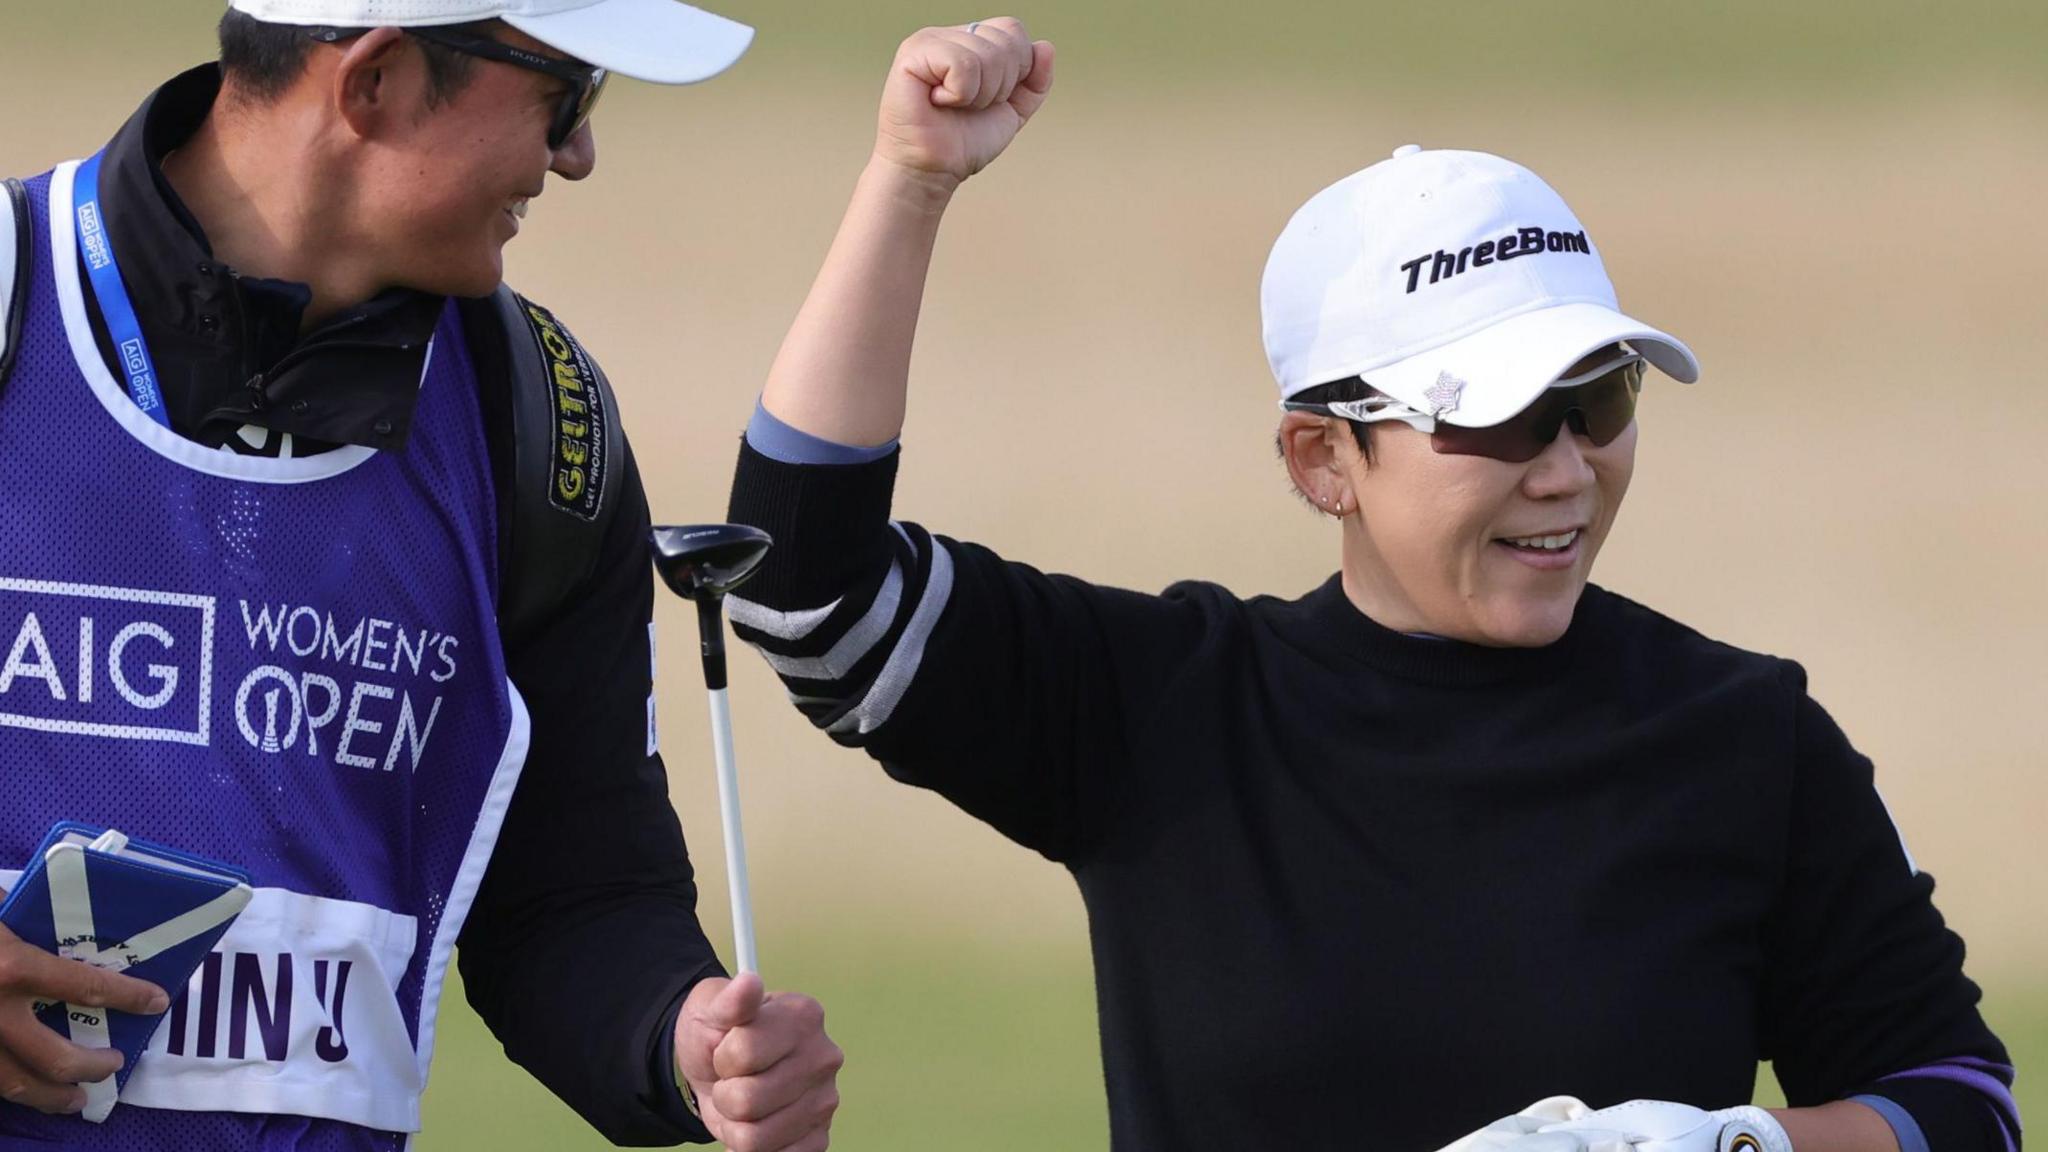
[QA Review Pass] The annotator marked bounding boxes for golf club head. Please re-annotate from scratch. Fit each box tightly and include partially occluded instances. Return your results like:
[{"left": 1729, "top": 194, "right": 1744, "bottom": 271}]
[{"left": 651, "top": 524, "right": 774, "bottom": 602}]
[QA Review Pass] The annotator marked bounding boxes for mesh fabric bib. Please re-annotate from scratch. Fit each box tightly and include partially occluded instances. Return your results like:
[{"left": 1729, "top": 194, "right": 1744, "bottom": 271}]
[{"left": 0, "top": 163, "right": 529, "bottom": 1151}]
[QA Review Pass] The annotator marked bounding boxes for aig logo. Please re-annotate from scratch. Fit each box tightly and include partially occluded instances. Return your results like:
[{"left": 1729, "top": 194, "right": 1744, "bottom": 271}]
[
  {"left": 0, "top": 578, "right": 215, "bottom": 745},
  {"left": 119, "top": 338, "right": 150, "bottom": 380},
  {"left": 78, "top": 201, "right": 113, "bottom": 270}
]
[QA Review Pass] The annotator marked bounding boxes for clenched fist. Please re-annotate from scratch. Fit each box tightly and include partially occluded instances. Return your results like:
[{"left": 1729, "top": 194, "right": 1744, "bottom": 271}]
[
  {"left": 673, "top": 973, "right": 842, "bottom": 1152},
  {"left": 874, "top": 17, "right": 1055, "bottom": 190}
]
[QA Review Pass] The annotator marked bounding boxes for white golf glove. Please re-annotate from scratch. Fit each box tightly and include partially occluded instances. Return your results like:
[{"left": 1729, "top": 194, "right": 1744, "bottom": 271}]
[
  {"left": 1431, "top": 1097, "right": 1612, "bottom": 1152},
  {"left": 1432, "top": 1098, "right": 1793, "bottom": 1152},
  {"left": 1535, "top": 1099, "right": 1794, "bottom": 1152}
]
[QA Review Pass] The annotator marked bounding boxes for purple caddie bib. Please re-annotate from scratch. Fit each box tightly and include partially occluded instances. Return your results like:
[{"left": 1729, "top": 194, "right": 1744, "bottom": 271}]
[{"left": 0, "top": 162, "right": 529, "bottom": 1151}]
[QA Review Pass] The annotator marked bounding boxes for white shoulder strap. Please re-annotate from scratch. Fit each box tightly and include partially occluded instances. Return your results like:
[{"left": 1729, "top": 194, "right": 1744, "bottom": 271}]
[{"left": 0, "top": 177, "right": 27, "bottom": 385}]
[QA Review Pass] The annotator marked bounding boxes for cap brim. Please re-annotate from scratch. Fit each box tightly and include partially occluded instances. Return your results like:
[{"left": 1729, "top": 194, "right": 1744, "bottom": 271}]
[
  {"left": 505, "top": 0, "right": 754, "bottom": 84},
  {"left": 1367, "top": 302, "right": 1700, "bottom": 428}
]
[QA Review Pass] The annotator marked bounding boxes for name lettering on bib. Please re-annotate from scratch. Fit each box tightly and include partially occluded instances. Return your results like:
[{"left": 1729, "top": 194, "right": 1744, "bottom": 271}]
[
  {"left": 0, "top": 874, "right": 428, "bottom": 1133},
  {"left": 154, "top": 951, "right": 358, "bottom": 1065},
  {"left": 123, "top": 888, "right": 427, "bottom": 1133}
]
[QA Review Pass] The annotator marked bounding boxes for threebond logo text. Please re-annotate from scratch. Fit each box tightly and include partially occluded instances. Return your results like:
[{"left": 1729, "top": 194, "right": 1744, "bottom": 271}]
[{"left": 1398, "top": 226, "right": 1592, "bottom": 294}]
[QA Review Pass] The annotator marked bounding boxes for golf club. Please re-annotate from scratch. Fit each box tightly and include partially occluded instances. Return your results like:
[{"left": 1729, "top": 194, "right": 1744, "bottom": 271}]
[{"left": 651, "top": 523, "right": 774, "bottom": 975}]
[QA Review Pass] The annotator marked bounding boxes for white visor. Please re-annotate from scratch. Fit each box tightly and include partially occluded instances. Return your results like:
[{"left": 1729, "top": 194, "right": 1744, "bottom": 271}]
[
  {"left": 1365, "top": 301, "right": 1697, "bottom": 428},
  {"left": 504, "top": 0, "right": 753, "bottom": 84},
  {"left": 228, "top": 0, "right": 755, "bottom": 84}
]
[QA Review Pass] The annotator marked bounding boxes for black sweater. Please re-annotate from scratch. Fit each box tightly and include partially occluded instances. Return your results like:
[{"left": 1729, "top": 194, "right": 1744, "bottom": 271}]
[{"left": 727, "top": 441, "right": 2017, "bottom": 1152}]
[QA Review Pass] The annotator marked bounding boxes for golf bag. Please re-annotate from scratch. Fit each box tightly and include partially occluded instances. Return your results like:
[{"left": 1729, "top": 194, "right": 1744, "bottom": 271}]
[{"left": 461, "top": 285, "right": 629, "bottom": 647}]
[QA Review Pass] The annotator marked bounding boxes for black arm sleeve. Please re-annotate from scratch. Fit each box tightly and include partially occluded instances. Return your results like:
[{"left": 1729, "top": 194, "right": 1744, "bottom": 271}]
[
  {"left": 458, "top": 438, "right": 723, "bottom": 1147},
  {"left": 726, "top": 439, "right": 1209, "bottom": 864},
  {"left": 1761, "top": 666, "right": 2018, "bottom": 1150}
]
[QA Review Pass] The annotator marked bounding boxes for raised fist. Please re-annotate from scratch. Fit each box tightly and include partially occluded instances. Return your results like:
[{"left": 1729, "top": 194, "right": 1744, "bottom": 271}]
[{"left": 873, "top": 17, "right": 1056, "bottom": 189}]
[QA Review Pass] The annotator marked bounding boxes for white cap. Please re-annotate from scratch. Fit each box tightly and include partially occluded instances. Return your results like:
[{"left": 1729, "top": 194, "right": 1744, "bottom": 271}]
[
  {"left": 1261, "top": 145, "right": 1698, "bottom": 427},
  {"left": 228, "top": 0, "right": 755, "bottom": 84}
]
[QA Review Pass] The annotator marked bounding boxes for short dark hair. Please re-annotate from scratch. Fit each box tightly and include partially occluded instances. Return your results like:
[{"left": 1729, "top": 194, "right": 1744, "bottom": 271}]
[
  {"left": 1282, "top": 376, "right": 1381, "bottom": 464},
  {"left": 217, "top": 11, "right": 496, "bottom": 107}
]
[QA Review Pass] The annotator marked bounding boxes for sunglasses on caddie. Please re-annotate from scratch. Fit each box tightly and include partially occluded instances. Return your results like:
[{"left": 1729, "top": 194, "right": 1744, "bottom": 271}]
[
  {"left": 1283, "top": 354, "right": 1646, "bottom": 464},
  {"left": 307, "top": 26, "right": 608, "bottom": 151}
]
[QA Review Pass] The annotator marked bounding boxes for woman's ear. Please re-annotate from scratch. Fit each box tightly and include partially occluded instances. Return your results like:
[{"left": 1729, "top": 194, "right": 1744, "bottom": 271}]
[
  {"left": 332, "top": 26, "right": 412, "bottom": 141},
  {"left": 1278, "top": 411, "right": 1358, "bottom": 516}
]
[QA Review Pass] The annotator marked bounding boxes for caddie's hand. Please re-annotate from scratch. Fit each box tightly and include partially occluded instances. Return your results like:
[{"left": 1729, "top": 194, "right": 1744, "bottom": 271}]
[
  {"left": 674, "top": 973, "right": 842, "bottom": 1152},
  {"left": 1536, "top": 1100, "right": 1794, "bottom": 1152},
  {"left": 0, "top": 918, "right": 169, "bottom": 1114},
  {"left": 874, "top": 16, "right": 1056, "bottom": 190}
]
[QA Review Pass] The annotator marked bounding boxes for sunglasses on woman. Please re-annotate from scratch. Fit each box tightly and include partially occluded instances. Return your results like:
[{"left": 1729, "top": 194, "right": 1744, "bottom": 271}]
[
  {"left": 1282, "top": 354, "right": 1645, "bottom": 464},
  {"left": 308, "top": 26, "right": 608, "bottom": 151}
]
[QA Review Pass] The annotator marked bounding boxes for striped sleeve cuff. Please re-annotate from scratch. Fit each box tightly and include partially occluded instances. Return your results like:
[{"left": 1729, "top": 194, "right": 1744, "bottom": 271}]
[{"left": 726, "top": 438, "right": 949, "bottom": 743}]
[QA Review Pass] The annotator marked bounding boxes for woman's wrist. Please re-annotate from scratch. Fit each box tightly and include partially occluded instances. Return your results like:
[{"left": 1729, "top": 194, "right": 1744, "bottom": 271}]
[{"left": 860, "top": 153, "right": 960, "bottom": 217}]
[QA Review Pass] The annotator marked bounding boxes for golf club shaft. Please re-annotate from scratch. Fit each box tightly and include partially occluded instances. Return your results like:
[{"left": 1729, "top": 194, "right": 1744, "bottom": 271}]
[{"left": 706, "top": 684, "right": 759, "bottom": 974}]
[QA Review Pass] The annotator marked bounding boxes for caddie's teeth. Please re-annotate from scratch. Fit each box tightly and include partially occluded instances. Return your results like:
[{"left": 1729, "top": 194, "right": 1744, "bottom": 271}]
[
  {"left": 511, "top": 199, "right": 529, "bottom": 219},
  {"left": 1504, "top": 529, "right": 1580, "bottom": 551}
]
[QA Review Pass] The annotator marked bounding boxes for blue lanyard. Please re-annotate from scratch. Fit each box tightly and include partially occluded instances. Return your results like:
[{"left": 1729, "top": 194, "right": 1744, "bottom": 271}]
[{"left": 73, "top": 152, "right": 171, "bottom": 428}]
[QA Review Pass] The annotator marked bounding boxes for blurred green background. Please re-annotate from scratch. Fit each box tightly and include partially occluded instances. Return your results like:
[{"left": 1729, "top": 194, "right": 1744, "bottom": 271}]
[{"left": 6, "top": 2, "right": 2046, "bottom": 1149}]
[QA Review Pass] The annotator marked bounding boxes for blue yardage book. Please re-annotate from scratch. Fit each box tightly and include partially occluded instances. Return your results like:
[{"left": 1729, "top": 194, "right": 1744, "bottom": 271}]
[{"left": 0, "top": 822, "right": 252, "bottom": 1123}]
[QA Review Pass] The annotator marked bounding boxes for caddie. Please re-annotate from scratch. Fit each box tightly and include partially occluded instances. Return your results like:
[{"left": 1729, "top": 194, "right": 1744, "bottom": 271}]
[
  {"left": 722, "top": 15, "right": 2019, "bottom": 1152},
  {"left": 0, "top": 2, "right": 840, "bottom": 1149}
]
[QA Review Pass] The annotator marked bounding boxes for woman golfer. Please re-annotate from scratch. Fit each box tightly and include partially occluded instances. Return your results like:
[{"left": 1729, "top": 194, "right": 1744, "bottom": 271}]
[{"left": 724, "top": 18, "right": 2019, "bottom": 1152}]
